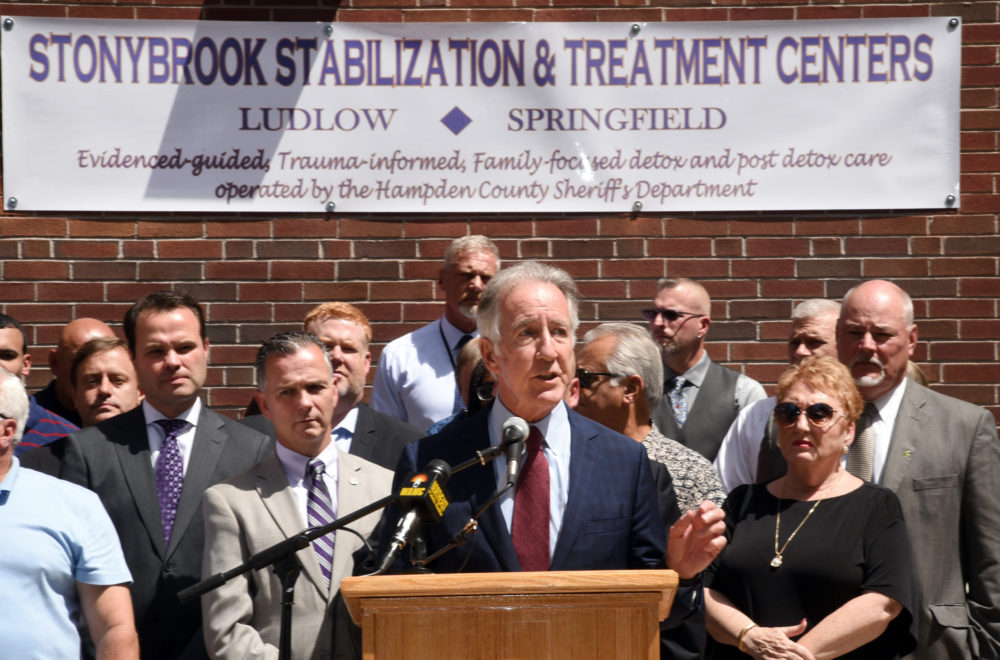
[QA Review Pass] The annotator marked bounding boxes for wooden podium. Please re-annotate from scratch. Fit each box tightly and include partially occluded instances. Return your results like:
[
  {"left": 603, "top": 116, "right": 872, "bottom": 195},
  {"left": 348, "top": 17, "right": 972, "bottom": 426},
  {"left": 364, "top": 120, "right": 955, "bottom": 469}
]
[{"left": 340, "top": 570, "right": 677, "bottom": 660}]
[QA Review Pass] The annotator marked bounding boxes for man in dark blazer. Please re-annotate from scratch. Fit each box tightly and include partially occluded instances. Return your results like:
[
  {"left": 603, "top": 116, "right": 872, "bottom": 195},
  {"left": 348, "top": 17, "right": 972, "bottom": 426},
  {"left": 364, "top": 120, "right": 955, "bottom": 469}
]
[
  {"left": 377, "top": 262, "right": 726, "bottom": 590},
  {"left": 242, "top": 302, "right": 422, "bottom": 470},
  {"left": 24, "top": 292, "right": 272, "bottom": 660},
  {"left": 838, "top": 280, "right": 1000, "bottom": 660}
]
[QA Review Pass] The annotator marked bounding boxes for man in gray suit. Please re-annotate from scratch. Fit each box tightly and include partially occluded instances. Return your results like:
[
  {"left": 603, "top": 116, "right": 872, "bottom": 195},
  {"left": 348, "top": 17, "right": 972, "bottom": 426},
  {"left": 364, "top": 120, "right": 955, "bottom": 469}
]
[
  {"left": 838, "top": 280, "right": 1000, "bottom": 659},
  {"left": 202, "top": 332, "right": 393, "bottom": 659},
  {"left": 242, "top": 302, "right": 422, "bottom": 470},
  {"left": 24, "top": 292, "right": 273, "bottom": 660}
]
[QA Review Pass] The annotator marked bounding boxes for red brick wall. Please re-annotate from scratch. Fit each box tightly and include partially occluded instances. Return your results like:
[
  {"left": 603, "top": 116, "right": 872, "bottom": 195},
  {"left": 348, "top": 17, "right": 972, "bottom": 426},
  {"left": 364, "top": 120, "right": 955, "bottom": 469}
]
[{"left": 1, "top": 0, "right": 997, "bottom": 425}]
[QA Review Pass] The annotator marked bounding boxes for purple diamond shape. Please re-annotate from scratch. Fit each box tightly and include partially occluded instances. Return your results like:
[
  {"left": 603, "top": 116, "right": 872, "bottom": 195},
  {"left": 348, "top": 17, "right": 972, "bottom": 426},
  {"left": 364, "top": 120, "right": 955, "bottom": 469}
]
[{"left": 441, "top": 106, "right": 472, "bottom": 135}]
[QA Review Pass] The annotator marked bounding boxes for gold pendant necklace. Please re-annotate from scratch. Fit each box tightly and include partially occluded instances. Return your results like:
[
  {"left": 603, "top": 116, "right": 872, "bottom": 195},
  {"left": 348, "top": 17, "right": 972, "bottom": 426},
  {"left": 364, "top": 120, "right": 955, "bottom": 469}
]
[{"left": 771, "top": 496, "right": 821, "bottom": 568}]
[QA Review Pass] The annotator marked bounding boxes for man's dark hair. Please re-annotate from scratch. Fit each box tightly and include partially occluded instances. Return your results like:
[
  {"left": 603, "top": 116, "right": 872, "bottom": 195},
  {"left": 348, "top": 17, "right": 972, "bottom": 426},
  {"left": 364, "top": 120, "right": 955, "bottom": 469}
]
[
  {"left": 123, "top": 291, "right": 206, "bottom": 356},
  {"left": 0, "top": 313, "right": 29, "bottom": 354},
  {"left": 255, "top": 331, "right": 331, "bottom": 391},
  {"left": 71, "top": 336, "right": 131, "bottom": 387}
]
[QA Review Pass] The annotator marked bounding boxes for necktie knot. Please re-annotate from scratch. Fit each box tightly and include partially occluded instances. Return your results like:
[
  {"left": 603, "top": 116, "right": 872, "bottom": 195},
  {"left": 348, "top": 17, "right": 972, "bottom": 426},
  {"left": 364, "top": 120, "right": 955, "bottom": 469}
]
[
  {"left": 308, "top": 458, "right": 326, "bottom": 480},
  {"left": 155, "top": 418, "right": 188, "bottom": 439},
  {"left": 526, "top": 426, "right": 544, "bottom": 454},
  {"left": 455, "top": 334, "right": 473, "bottom": 353}
]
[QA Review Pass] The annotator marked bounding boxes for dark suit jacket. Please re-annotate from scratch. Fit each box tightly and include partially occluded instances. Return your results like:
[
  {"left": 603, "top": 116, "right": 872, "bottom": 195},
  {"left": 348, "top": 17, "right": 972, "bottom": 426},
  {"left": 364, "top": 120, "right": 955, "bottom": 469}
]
[
  {"left": 241, "top": 402, "right": 422, "bottom": 471},
  {"left": 24, "top": 404, "right": 273, "bottom": 660},
  {"left": 380, "top": 404, "right": 665, "bottom": 574},
  {"left": 883, "top": 380, "right": 1000, "bottom": 660}
]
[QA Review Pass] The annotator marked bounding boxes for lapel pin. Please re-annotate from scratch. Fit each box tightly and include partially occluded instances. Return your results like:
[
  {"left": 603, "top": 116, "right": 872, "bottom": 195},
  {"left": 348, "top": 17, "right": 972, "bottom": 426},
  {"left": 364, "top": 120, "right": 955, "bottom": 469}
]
[
  {"left": 349, "top": 477, "right": 359, "bottom": 486},
  {"left": 902, "top": 450, "right": 912, "bottom": 458}
]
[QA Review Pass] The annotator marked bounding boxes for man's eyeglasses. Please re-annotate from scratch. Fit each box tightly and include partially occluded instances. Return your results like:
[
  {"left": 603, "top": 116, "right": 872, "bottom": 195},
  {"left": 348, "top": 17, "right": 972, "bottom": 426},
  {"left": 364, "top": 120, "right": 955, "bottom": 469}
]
[
  {"left": 641, "top": 308, "right": 704, "bottom": 323},
  {"left": 773, "top": 402, "right": 846, "bottom": 430},
  {"left": 576, "top": 368, "right": 624, "bottom": 390}
]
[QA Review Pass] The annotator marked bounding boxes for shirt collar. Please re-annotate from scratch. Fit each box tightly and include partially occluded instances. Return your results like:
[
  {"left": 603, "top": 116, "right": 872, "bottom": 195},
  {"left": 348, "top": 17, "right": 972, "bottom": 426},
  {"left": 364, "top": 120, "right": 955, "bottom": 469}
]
[
  {"left": 869, "top": 376, "right": 908, "bottom": 423},
  {"left": 489, "top": 397, "right": 570, "bottom": 456},
  {"left": 440, "top": 315, "right": 477, "bottom": 349},
  {"left": 0, "top": 456, "right": 21, "bottom": 505},
  {"left": 664, "top": 350, "right": 710, "bottom": 387},
  {"left": 142, "top": 398, "right": 202, "bottom": 428},
  {"left": 333, "top": 405, "right": 359, "bottom": 438},
  {"left": 276, "top": 441, "right": 340, "bottom": 487}
]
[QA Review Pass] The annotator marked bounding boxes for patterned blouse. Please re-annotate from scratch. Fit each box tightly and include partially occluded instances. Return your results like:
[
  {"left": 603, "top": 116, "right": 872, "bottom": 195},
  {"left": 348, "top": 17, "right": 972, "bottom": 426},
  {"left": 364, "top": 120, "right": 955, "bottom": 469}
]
[{"left": 642, "top": 423, "right": 727, "bottom": 512}]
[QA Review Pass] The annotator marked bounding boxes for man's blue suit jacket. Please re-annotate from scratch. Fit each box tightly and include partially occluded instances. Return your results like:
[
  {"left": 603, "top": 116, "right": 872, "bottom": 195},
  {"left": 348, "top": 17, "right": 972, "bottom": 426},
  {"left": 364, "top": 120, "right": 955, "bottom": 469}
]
[{"left": 381, "top": 404, "right": 666, "bottom": 573}]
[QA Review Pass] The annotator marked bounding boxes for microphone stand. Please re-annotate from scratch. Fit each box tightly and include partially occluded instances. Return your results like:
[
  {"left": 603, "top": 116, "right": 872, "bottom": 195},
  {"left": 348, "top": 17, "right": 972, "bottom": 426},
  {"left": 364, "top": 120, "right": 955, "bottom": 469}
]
[
  {"left": 178, "top": 493, "right": 397, "bottom": 660},
  {"left": 412, "top": 481, "right": 514, "bottom": 571}
]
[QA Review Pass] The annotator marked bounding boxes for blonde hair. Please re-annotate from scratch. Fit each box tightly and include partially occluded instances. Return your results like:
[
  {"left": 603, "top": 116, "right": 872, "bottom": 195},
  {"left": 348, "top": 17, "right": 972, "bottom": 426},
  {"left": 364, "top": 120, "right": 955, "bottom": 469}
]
[
  {"left": 776, "top": 355, "right": 863, "bottom": 422},
  {"left": 303, "top": 302, "right": 372, "bottom": 348}
]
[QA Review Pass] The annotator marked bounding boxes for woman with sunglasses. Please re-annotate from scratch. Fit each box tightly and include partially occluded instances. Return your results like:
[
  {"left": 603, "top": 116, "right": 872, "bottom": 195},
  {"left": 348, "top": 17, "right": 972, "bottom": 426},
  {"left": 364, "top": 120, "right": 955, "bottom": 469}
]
[{"left": 704, "top": 356, "right": 915, "bottom": 659}]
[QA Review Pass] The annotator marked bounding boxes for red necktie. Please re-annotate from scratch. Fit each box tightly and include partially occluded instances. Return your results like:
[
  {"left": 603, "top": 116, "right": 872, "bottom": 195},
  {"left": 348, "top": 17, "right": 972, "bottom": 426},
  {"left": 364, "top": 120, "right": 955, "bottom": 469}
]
[{"left": 512, "top": 427, "right": 550, "bottom": 571}]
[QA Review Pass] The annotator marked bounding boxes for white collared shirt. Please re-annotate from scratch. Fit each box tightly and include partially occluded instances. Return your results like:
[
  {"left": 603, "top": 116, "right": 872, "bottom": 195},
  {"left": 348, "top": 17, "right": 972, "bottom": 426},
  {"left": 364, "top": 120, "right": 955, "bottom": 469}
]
[
  {"left": 490, "top": 398, "right": 571, "bottom": 558},
  {"left": 371, "top": 316, "right": 478, "bottom": 430},
  {"left": 332, "top": 406, "right": 359, "bottom": 455},
  {"left": 145, "top": 398, "right": 202, "bottom": 474},
  {"left": 275, "top": 441, "right": 340, "bottom": 527},
  {"left": 869, "top": 378, "right": 907, "bottom": 485}
]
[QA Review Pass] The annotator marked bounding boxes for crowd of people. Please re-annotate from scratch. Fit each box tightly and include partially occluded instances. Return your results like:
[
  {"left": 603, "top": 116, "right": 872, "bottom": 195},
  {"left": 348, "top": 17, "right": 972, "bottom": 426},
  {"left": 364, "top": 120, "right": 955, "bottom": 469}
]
[{"left": 1, "top": 234, "right": 997, "bottom": 660}]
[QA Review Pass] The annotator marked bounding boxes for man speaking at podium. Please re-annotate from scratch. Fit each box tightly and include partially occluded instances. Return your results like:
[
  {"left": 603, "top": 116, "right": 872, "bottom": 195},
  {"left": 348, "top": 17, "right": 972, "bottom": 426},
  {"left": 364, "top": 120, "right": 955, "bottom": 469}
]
[{"left": 377, "top": 262, "right": 725, "bottom": 596}]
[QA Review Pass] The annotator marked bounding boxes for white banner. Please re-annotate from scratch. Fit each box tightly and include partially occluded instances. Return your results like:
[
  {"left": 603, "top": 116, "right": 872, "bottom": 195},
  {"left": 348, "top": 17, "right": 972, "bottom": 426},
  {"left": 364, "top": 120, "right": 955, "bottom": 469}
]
[{"left": 2, "top": 17, "right": 960, "bottom": 212}]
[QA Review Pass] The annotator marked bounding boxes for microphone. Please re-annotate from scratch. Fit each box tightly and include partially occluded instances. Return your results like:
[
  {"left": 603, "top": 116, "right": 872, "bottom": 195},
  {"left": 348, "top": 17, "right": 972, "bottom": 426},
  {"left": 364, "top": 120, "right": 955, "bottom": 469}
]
[
  {"left": 375, "top": 459, "right": 452, "bottom": 574},
  {"left": 502, "top": 416, "right": 530, "bottom": 487}
]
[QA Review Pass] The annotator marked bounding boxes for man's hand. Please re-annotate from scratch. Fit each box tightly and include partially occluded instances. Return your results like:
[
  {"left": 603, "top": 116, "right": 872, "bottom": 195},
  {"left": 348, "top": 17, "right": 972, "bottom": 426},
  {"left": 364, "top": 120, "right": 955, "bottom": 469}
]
[{"left": 666, "top": 499, "right": 727, "bottom": 579}]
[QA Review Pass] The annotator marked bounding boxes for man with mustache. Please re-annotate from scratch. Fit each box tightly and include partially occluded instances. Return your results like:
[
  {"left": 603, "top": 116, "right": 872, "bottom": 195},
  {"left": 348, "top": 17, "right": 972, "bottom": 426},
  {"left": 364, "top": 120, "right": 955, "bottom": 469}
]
[
  {"left": 372, "top": 235, "right": 500, "bottom": 430},
  {"left": 645, "top": 278, "right": 765, "bottom": 462},
  {"left": 837, "top": 279, "right": 999, "bottom": 659}
]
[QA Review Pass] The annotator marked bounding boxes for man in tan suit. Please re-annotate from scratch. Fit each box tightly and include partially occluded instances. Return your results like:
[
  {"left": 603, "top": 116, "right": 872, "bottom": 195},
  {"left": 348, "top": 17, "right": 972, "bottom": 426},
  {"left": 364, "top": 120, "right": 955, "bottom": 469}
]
[{"left": 201, "top": 332, "right": 393, "bottom": 659}]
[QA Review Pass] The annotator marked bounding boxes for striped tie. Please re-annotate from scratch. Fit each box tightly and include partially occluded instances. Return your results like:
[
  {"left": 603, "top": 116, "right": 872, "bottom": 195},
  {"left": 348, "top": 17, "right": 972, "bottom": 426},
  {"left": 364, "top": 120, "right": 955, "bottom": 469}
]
[{"left": 306, "top": 459, "right": 336, "bottom": 588}]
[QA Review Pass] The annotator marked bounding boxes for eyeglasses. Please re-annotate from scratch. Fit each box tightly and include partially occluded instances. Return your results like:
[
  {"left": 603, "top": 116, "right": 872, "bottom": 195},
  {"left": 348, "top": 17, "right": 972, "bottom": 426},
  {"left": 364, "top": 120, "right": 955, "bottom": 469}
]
[
  {"left": 641, "top": 308, "right": 704, "bottom": 323},
  {"left": 576, "top": 368, "right": 624, "bottom": 390},
  {"left": 773, "top": 402, "right": 847, "bottom": 429}
]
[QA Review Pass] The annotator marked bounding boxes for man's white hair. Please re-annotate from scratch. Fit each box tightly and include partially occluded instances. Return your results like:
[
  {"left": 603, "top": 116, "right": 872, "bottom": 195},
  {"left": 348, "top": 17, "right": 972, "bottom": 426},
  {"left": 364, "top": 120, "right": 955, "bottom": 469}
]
[{"left": 0, "top": 368, "right": 30, "bottom": 445}]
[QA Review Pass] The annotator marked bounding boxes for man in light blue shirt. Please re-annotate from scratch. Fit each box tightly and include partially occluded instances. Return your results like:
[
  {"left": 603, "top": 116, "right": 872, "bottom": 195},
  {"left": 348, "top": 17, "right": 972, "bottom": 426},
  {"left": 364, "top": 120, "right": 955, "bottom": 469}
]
[
  {"left": 372, "top": 235, "right": 500, "bottom": 430},
  {"left": 0, "top": 369, "right": 137, "bottom": 659}
]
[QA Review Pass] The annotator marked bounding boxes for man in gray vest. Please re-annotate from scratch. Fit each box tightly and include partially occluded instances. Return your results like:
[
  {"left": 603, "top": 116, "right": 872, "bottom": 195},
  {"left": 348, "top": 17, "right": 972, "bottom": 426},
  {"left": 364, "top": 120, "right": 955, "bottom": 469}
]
[{"left": 645, "top": 278, "right": 765, "bottom": 462}]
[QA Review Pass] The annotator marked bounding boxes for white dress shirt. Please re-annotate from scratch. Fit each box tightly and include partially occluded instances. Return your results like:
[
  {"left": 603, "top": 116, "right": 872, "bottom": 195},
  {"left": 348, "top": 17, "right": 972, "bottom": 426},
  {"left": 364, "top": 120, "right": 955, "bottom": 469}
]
[
  {"left": 145, "top": 398, "right": 202, "bottom": 474},
  {"left": 490, "top": 398, "right": 571, "bottom": 558}
]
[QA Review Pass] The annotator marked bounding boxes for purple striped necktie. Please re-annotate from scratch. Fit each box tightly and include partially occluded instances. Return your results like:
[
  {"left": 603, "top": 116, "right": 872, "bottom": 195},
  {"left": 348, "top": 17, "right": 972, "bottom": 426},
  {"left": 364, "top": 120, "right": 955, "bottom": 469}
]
[
  {"left": 154, "top": 418, "right": 188, "bottom": 545},
  {"left": 306, "top": 458, "right": 336, "bottom": 588}
]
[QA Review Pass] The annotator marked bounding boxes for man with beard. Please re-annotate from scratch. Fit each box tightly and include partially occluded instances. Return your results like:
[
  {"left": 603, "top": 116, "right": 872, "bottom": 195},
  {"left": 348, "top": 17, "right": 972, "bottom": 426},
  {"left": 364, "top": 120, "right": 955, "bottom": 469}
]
[
  {"left": 242, "top": 302, "right": 423, "bottom": 471},
  {"left": 372, "top": 235, "right": 500, "bottom": 430},
  {"left": 837, "top": 279, "right": 999, "bottom": 660},
  {"left": 645, "top": 278, "right": 765, "bottom": 462}
]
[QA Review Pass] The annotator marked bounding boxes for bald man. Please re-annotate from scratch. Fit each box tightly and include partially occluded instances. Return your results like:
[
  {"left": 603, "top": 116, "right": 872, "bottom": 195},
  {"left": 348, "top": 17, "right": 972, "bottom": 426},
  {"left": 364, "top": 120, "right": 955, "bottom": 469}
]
[
  {"left": 645, "top": 278, "right": 766, "bottom": 462},
  {"left": 35, "top": 318, "right": 115, "bottom": 427}
]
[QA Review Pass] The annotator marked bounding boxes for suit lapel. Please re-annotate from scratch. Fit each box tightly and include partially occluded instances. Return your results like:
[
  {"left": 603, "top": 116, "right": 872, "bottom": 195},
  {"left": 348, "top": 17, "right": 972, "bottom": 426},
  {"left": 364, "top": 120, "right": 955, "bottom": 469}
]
[
  {"left": 551, "top": 413, "right": 593, "bottom": 569},
  {"left": 348, "top": 404, "right": 377, "bottom": 464},
  {"left": 253, "top": 452, "right": 330, "bottom": 598},
  {"left": 457, "top": 411, "right": 519, "bottom": 571},
  {"left": 167, "top": 407, "right": 227, "bottom": 557},
  {"left": 881, "top": 380, "right": 925, "bottom": 492},
  {"left": 110, "top": 408, "right": 167, "bottom": 558}
]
